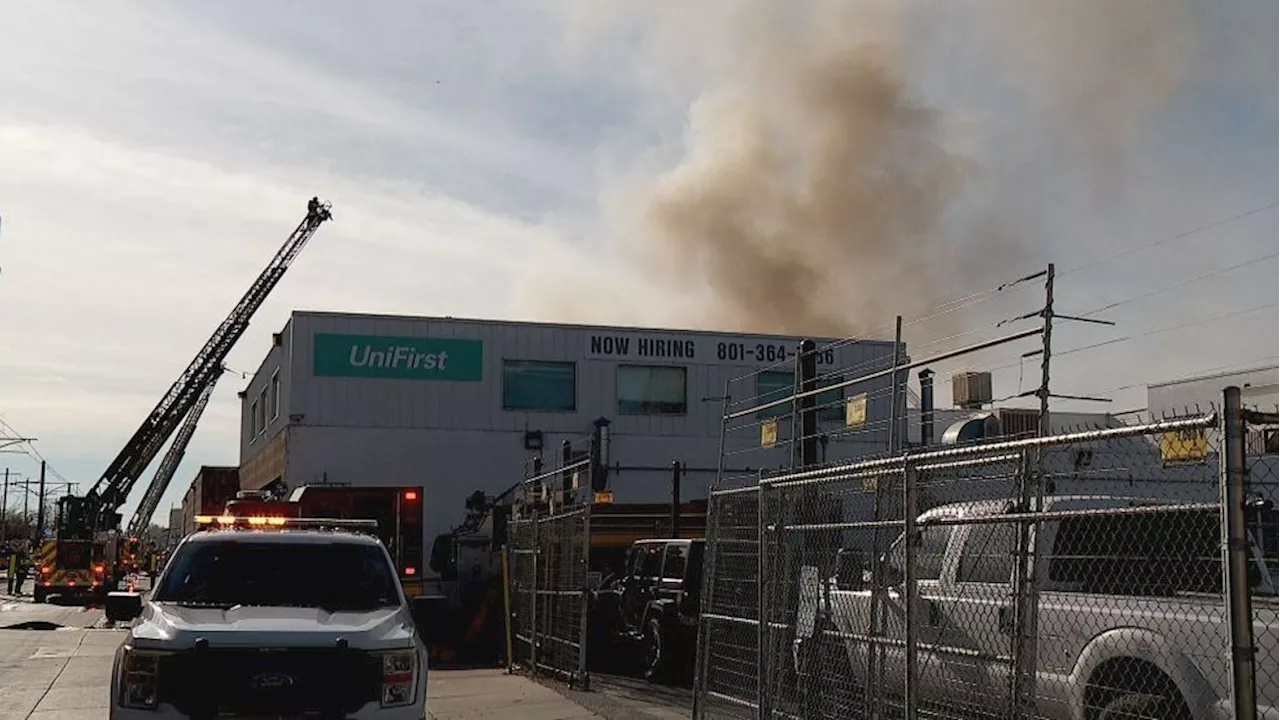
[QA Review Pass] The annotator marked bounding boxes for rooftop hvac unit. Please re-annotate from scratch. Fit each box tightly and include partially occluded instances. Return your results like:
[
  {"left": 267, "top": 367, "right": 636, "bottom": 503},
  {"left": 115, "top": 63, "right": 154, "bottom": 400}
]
[
  {"left": 997, "top": 408, "right": 1040, "bottom": 438},
  {"left": 952, "top": 371, "right": 993, "bottom": 410}
]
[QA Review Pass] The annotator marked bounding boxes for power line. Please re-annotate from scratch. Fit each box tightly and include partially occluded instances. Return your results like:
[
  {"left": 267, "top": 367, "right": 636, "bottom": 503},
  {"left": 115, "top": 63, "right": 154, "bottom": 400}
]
[
  {"left": 1061, "top": 201, "right": 1277, "bottom": 278},
  {"left": 0, "top": 416, "right": 76, "bottom": 486},
  {"left": 1079, "top": 251, "right": 1278, "bottom": 318},
  {"left": 985, "top": 302, "right": 1277, "bottom": 377}
]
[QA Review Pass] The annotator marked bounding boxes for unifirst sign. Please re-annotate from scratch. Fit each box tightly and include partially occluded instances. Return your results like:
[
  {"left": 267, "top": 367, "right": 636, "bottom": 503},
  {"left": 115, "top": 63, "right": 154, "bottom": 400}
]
[{"left": 313, "top": 333, "right": 483, "bottom": 381}]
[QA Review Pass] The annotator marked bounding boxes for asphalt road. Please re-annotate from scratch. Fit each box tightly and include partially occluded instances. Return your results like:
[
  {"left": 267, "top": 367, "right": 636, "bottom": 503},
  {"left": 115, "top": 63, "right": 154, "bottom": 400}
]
[
  {"left": 1, "top": 579, "right": 608, "bottom": 720},
  {"left": 0, "top": 589, "right": 121, "bottom": 720}
]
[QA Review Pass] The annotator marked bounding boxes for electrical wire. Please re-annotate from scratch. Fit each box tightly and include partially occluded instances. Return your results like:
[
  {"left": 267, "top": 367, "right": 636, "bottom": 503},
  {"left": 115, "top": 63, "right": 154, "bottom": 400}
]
[
  {"left": 981, "top": 301, "right": 1278, "bottom": 378},
  {"left": 1079, "top": 251, "right": 1278, "bottom": 318},
  {"left": 0, "top": 416, "right": 77, "bottom": 487},
  {"left": 1060, "top": 201, "right": 1277, "bottom": 278}
]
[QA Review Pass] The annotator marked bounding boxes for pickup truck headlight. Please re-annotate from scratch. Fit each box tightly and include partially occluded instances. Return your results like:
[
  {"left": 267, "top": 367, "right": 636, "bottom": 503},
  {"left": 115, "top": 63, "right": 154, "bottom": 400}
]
[
  {"left": 379, "top": 649, "right": 417, "bottom": 707},
  {"left": 118, "top": 646, "right": 170, "bottom": 710}
]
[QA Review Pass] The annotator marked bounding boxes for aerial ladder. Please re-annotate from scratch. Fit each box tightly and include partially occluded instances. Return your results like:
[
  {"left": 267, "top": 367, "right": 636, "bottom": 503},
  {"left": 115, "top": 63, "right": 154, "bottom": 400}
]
[
  {"left": 38, "top": 197, "right": 332, "bottom": 601},
  {"left": 120, "top": 375, "right": 219, "bottom": 576}
]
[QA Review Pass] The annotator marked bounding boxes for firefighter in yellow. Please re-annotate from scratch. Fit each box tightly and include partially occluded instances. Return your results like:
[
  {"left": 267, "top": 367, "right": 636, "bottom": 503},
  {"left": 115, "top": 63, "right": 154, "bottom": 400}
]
[
  {"left": 6, "top": 545, "right": 27, "bottom": 595},
  {"left": 5, "top": 548, "right": 15, "bottom": 594}
]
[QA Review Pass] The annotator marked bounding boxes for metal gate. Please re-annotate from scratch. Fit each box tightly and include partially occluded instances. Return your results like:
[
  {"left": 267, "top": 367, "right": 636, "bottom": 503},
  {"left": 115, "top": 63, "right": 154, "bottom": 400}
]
[{"left": 507, "top": 433, "right": 599, "bottom": 689}]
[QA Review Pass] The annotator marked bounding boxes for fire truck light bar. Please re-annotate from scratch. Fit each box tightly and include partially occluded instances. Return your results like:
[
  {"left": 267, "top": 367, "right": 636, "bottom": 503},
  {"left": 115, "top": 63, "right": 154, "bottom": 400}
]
[{"left": 193, "top": 515, "right": 379, "bottom": 531}]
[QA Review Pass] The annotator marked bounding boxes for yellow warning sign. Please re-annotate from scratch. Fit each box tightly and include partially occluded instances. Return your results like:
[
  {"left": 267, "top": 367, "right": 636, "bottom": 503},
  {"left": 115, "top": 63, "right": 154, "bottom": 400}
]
[
  {"left": 1160, "top": 429, "right": 1209, "bottom": 464},
  {"left": 846, "top": 394, "right": 868, "bottom": 428},
  {"left": 761, "top": 419, "right": 778, "bottom": 448}
]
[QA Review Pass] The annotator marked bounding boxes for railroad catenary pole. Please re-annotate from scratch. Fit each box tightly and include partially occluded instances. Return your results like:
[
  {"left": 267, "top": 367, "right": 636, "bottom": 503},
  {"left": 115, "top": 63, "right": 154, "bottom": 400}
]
[
  {"left": 35, "top": 461, "right": 47, "bottom": 543},
  {"left": 1, "top": 468, "right": 8, "bottom": 545}
]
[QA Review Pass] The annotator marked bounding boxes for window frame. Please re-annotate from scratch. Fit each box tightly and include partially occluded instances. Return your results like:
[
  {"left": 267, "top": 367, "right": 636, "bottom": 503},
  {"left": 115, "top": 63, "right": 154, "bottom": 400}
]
[
  {"left": 269, "top": 370, "right": 281, "bottom": 422},
  {"left": 662, "top": 542, "right": 690, "bottom": 580},
  {"left": 616, "top": 364, "right": 688, "bottom": 416},
  {"left": 258, "top": 387, "right": 268, "bottom": 435},
  {"left": 756, "top": 370, "right": 846, "bottom": 422},
  {"left": 501, "top": 359, "right": 577, "bottom": 413},
  {"left": 956, "top": 519, "right": 1018, "bottom": 585},
  {"left": 249, "top": 399, "right": 260, "bottom": 443}
]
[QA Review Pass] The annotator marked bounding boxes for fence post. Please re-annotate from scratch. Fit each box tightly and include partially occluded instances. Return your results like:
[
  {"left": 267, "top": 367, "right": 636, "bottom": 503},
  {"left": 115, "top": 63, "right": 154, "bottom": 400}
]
[
  {"left": 530, "top": 502, "right": 539, "bottom": 676},
  {"left": 501, "top": 542, "right": 514, "bottom": 672},
  {"left": 902, "top": 459, "right": 919, "bottom": 720},
  {"left": 1009, "top": 448, "right": 1039, "bottom": 719},
  {"left": 1221, "top": 385, "right": 1257, "bottom": 720},
  {"left": 578, "top": 450, "right": 594, "bottom": 691},
  {"left": 757, "top": 481, "right": 770, "bottom": 720}
]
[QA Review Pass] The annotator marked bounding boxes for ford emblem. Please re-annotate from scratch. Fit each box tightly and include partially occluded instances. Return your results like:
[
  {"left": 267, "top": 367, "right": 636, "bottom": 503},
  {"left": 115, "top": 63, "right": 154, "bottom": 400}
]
[{"left": 249, "top": 672, "right": 294, "bottom": 689}]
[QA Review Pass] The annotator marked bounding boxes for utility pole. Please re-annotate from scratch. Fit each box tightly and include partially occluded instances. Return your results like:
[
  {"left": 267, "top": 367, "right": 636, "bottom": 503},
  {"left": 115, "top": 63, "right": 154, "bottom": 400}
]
[{"left": 35, "top": 461, "right": 46, "bottom": 543}]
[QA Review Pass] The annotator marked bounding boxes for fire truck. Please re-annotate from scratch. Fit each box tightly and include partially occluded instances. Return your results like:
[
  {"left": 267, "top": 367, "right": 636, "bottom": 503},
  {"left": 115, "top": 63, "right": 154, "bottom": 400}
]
[
  {"left": 36, "top": 199, "right": 331, "bottom": 604},
  {"left": 217, "top": 486, "right": 426, "bottom": 597},
  {"left": 34, "top": 532, "right": 113, "bottom": 604}
]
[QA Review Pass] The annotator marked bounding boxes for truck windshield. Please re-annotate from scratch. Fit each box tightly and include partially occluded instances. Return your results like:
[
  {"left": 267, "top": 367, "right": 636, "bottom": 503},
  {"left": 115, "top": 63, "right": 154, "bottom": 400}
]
[{"left": 153, "top": 541, "right": 400, "bottom": 611}]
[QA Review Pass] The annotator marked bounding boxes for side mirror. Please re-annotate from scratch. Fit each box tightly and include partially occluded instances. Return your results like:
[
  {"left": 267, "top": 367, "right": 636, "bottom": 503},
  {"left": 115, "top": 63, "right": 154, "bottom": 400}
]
[
  {"left": 105, "top": 592, "right": 143, "bottom": 623},
  {"left": 410, "top": 594, "right": 451, "bottom": 646},
  {"left": 835, "top": 549, "right": 865, "bottom": 591}
]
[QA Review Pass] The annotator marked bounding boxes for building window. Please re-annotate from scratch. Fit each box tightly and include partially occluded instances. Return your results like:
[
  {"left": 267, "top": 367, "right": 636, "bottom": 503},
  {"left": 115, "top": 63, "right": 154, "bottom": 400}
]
[
  {"left": 249, "top": 399, "right": 259, "bottom": 442},
  {"left": 617, "top": 365, "right": 687, "bottom": 415},
  {"left": 258, "top": 387, "right": 268, "bottom": 433},
  {"left": 502, "top": 360, "right": 576, "bottom": 411},
  {"left": 269, "top": 370, "right": 281, "bottom": 421},
  {"left": 756, "top": 371, "right": 844, "bottom": 421}
]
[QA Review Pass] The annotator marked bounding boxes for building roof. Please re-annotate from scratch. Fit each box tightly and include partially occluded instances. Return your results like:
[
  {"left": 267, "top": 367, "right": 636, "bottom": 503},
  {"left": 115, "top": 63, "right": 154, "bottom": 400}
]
[{"left": 287, "top": 309, "right": 895, "bottom": 346}]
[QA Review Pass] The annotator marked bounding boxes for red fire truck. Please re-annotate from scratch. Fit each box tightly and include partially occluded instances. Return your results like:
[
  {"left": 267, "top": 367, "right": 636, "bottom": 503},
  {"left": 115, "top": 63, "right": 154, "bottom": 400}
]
[{"left": 217, "top": 486, "right": 426, "bottom": 597}]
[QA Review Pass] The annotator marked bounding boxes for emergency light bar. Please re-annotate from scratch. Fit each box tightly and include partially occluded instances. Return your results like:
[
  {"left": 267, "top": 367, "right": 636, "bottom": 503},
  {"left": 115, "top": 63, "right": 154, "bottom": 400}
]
[{"left": 193, "top": 515, "right": 379, "bottom": 531}]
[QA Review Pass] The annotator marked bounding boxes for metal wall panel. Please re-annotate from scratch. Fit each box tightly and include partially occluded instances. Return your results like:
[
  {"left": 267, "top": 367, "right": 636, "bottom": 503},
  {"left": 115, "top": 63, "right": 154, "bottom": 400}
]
[
  {"left": 236, "top": 311, "right": 904, "bottom": 569},
  {"left": 1147, "top": 366, "right": 1278, "bottom": 417},
  {"left": 280, "top": 311, "right": 900, "bottom": 437}
]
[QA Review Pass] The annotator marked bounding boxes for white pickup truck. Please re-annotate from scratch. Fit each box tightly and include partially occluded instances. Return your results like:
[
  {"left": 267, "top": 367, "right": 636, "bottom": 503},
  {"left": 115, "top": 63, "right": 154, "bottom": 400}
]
[
  {"left": 807, "top": 495, "right": 1278, "bottom": 720},
  {"left": 106, "top": 517, "right": 429, "bottom": 719}
]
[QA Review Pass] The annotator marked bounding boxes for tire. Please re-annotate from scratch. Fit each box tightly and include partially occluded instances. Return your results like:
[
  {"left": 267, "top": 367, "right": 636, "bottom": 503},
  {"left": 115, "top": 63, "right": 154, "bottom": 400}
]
[
  {"left": 33, "top": 586, "right": 46, "bottom": 604},
  {"left": 643, "top": 617, "right": 666, "bottom": 682},
  {"left": 1097, "top": 688, "right": 1190, "bottom": 720}
]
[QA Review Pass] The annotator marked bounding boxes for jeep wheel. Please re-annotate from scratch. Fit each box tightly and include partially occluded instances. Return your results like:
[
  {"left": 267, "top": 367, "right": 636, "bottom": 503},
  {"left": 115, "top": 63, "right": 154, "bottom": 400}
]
[
  {"left": 1097, "top": 690, "right": 1189, "bottom": 720},
  {"left": 643, "top": 618, "right": 666, "bottom": 682}
]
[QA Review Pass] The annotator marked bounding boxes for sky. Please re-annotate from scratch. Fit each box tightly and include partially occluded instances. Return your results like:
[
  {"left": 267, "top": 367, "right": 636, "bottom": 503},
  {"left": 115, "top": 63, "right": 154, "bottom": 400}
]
[{"left": 0, "top": 0, "right": 1276, "bottom": 528}]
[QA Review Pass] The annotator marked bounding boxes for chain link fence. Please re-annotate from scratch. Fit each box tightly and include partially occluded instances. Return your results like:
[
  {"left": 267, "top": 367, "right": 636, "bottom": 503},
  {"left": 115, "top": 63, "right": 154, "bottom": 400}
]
[
  {"left": 508, "top": 433, "right": 598, "bottom": 689},
  {"left": 695, "top": 386, "right": 1278, "bottom": 719}
]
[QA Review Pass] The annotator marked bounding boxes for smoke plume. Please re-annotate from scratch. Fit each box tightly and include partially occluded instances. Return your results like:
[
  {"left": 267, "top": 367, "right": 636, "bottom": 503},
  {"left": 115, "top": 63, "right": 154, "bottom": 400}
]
[{"left": 542, "top": 0, "right": 1197, "bottom": 337}]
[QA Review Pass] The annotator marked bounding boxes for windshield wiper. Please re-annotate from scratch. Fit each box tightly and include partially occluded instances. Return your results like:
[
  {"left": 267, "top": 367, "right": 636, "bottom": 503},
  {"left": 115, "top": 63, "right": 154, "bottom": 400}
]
[
  {"left": 159, "top": 600, "right": 237, "bottom": 609},
  {"left": 318, "top": 598, "right": 398, "bottom": 613}
]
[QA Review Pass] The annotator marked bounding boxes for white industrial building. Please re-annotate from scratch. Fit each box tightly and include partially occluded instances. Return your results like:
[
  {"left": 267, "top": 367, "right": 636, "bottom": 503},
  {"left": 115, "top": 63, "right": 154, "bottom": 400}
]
[
  {"left": 236, "top": 311, "right": 902, "bottom": 569},
  {"left": 1147, "top": 365, "right": 1278, "bottom": 417}
]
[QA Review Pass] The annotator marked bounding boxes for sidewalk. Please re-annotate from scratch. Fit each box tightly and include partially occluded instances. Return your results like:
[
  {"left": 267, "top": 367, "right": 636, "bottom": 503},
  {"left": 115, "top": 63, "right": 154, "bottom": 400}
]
[{"left": 429, "top": 669, "right": 601, "bottom": 720}]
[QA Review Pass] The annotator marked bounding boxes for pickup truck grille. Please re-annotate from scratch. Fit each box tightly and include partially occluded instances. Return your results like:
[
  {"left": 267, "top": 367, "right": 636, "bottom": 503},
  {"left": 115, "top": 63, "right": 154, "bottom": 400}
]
[{"left": 159, "top": 647, "right": 382, "bottom": 717}]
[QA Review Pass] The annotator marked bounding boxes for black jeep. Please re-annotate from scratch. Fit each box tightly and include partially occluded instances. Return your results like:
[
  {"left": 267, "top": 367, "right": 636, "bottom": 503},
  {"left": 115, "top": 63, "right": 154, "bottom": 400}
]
[{"left": 591, "top": 538, "right": 704, "bottom": 683}]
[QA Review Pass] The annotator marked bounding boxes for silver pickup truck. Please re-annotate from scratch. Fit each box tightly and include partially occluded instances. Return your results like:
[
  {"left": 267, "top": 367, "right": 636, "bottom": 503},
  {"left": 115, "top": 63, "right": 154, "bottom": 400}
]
[{"left": 807, "top": 495, "right": 1278, "bottom": 720}]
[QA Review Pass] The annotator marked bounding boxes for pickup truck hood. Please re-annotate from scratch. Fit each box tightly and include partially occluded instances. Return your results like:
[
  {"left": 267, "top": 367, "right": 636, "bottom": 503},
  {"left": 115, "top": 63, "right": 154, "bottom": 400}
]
[{"left": 129, "top": 602, "right": 416, "bottom": 651}]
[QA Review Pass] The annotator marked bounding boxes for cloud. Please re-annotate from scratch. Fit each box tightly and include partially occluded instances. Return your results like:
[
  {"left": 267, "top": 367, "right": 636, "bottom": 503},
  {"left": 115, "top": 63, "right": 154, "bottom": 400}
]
[
  {"left": 0, "top": 0, "right": 1274, "bottom": 527},
  {"left": 0, "top": 122, "right": 584, "bottom": 521}
]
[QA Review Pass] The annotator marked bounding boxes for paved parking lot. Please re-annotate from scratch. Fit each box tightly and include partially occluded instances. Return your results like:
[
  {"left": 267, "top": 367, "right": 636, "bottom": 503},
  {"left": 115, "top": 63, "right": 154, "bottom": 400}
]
[{"left": 2, "top": 582, "right": 600, "bottom": 720}]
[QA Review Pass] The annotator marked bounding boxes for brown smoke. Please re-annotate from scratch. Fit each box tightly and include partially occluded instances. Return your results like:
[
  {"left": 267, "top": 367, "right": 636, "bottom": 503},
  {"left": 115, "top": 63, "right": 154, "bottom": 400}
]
[
  {"left": 638, "top": 15, "right": 968, "bottom": 337},
  {"left": 544, "top": 0, "right": 1197, "bottom": 337}
]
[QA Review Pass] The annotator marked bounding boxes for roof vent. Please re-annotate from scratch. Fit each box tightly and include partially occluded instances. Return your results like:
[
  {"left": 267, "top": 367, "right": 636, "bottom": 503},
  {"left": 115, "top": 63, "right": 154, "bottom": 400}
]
[{"left": 952, "top": 372, "right": 993, "bottom": 410}]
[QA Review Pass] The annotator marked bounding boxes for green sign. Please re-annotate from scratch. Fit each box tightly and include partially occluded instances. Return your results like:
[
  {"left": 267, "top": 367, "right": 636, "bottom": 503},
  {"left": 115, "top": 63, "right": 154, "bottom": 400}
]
[{"left": 313, "top": 333, "right": 483, "bottom": 381}]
